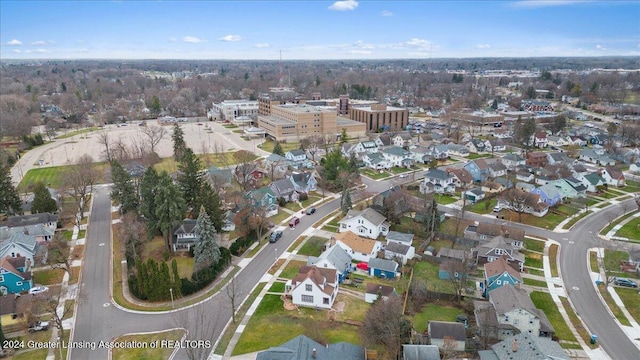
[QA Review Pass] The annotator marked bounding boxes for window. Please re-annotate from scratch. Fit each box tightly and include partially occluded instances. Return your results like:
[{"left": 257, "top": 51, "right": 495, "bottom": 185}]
[
  {"left": 16, "top": 281, "right": 22, "bottom": 286},
  {"left": 504, "top": 315, "right": 509, "bottom": 322},
  {"left": 305, "top": 284, "right": 312, "bottom": 292},
  {"left": 323, "top": 297, "right": 330, "bottom": 305},
  {"left": 0, "top": 276, "right": 3, "bottom": 282},
  {"left": 495, "top": 249, "right": 504, "bottom": 255},
  {"left": 301, "top": 295, "right": 313, "bottom": 303},
  {"left": 496, "top": 280, "right": 502, "bottom": 285}
]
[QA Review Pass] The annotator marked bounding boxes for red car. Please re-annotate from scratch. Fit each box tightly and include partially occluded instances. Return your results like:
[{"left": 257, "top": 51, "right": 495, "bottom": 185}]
[
  {"left": 289, "top": 217, "right": 300, "bottom": 228},
  {"left": 356, "top": 262, "right": 369, "bottom": 271}
]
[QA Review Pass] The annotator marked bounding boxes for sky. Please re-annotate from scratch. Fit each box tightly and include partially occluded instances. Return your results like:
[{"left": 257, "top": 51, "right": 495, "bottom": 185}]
[{"left": 1, "top": 0, "right": 639, "bottom": 60}]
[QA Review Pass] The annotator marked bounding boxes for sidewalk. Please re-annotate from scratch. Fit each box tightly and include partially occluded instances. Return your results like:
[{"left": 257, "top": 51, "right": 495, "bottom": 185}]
[{"left": 553, "top": 193, "right": 633, "bottom": 232}]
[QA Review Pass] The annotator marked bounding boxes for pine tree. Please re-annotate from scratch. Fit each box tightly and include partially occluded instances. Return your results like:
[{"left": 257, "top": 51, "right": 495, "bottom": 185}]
[
  {"left": 171, "top": 259, "right": 182, "bottom": 297},
  {"left": 110, "top": 160, "right": 138, "bottom": 214},
  {"left": 139, "top": 167, "right": 160, "bottom": 236},
  {"left": 177, "top": 148, "right": 204, "bottom": 212},
  {"left": 193, "top": 206, "right": 221, "bottom": 273},
  {"left": 154, "top": 172, "right": 186, "bottom": 251},
  {"left": 135, "top": 259, "right": 148, "bottom": 300},
  {"left": 341, "top": 188, "right": 352, "bottom": 215},
  {"left": 172, "top": 124, "right": 186, "bottom": 161},
  {"left": 0, "top": 165, "right": 21, "bottom": 216},
  {"left": 149, "top": 95, "right": 162, "bottom": 116},
  {"left": 272, "top": 141, "right": 284, "bottom": 156},
  {"left": 195, "top": 183, "right": 224, "bottom": 231},
  {"left": 31, "top": 181, "right": 57, "bottom": 214},
  {"left": 160, "top": 261, "right": 171, "bottom": 301}
]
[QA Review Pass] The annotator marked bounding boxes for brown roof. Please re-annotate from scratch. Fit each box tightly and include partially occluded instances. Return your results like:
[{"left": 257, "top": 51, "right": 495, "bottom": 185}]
[
  {"left": 527, "top": 152, "right": 547, "bottom": 159},
  {"left": 335, "top": 231, "right": 378, "bottom": 254},
  {"left": 476, "top": 223, "right": 525, "bottom": 242},
  {"left": 447, "top": 167, "right": 473, "bottom": 184},
  {"left": 484, "top": 256, "right": 523, "bottom": 281},
  {"left": 475, "top": 159, "right": 489, "bottom": 170},
  {"left": 605, "top": 166, "right": 624, "bottom": 180},
  {"left": 292, "top": 265, "right": 337, "bottom": 296},
  {"left": 365, "top": 283, "right": 395, "bottom": 297}
]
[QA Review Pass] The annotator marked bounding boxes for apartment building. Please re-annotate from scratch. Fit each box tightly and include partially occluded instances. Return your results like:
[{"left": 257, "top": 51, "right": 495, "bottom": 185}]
[
  {"left": 349, "top": 104, "right": 409, "bottom": 132},
  {"left": 208, "top": 100, "right": 258, "bottom": 121}
]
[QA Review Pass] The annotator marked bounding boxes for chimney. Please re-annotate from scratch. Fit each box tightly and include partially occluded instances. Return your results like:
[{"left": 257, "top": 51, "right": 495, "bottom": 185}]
[
  {"left": 312, "top": 348, "right": 317, "bottom": 358},
  {"left": 512, "top": 338, "right": 518, "bottom": 353},
  {"left": 504, "top": 230, "right": 509, "bottom": 239}
]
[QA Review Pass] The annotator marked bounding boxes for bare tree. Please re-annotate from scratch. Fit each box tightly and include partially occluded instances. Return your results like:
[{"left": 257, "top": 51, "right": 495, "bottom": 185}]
[
  {"left": 37, "top": 287, "right": 77, "bottom": 338},
  {"left": 140, "top": 125, "right": 167, "bottom": 154},
  {"left": 63, "top": 155, "right": 98, "bottom": 220},
  {"left": 442, "top": 257, "right": 474, "bottom": 303},
  {"left": 442, "top": 335, "right": 459, "bottom": 360},
  {"left": 225, "top": 276, "right": 239, "bottom": 324},
  {"left": 360, "top": 295, "right": 411, "bottom": 359},
  {"left": 172, "top": 304, "right": 221, "bottom": 360},
  {"left": 96, "top": 130, "right": 112, "bottom": 162},
  {"left": 46, "top": 233, "right": 72, "bottom": 274},
  {"left": 500, "top": 188, "right": 534, "bottom": 223},
  {"left": 118, "top": 212, "right": 147, "bottom": 263}
]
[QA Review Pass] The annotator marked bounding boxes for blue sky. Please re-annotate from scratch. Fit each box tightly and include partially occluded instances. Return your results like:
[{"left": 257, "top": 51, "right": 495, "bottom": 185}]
[{"left": 1, "top": 1, "right": 638, "bottom": 60}]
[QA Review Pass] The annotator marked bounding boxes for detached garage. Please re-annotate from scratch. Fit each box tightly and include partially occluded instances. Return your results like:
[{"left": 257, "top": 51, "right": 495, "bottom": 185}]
[{"left": 368, "top": 258, "right": 399, "bottom": 279}]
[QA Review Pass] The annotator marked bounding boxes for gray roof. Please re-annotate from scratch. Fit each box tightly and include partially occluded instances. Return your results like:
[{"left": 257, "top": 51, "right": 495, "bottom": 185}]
[
  {"left": 386, "top": 231, "right": 414, "bottom": 244},
  {"left": 265, "top": 153, "right": 287, "bottom": 163},
  {"left": 366, "top": 152, "right": 387, "bottom": 164},
  {"left": 5, "top": 213, "right": 58, "bottom": 228},
  {"left": 402, "top": 344, "right": 441, "bottom": 360},
  {"left": 368, "top": 257, "right": 398, "bottom": 272},
  {"left": 256, "top": 334, "right": 364, "bottom": 360},
  {"left": 438, "top": 247, "right": 468, "bottom": 261},
  {"left": 341, "top": 208, "right": 386, "bottom": 226},
  {"left": 288, "top": 149, "right": 306, "bottom": 157},
  {"left": 308, "top": 244, "right": 352, "bottom": 275},
  {"left": 270, "top": 178, "right": 296, "bottom": 197},
  {"left": 428, "top": 321, "right": 466, "bottom": 342},
  {"left": 489, "top": 284, "right": 554, "bottom": 334},
  {"left": 382, "top": 146, "right": 409, "bottom": 157},
  {"left": 425, "top": 168, "right": 452, "bottom": 181},
  {"left": 0, "top": 231, "right": 39, "bottom": 253},
  {"left": 488, "top": 333, "right": 568, "bottom": 360},
  {"left": 385, "top": 241, "right": 411, "bottom": 256}
]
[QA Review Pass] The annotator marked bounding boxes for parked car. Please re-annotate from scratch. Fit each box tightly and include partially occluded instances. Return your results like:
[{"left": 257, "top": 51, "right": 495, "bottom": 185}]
[
  {"left": 28, "top": 286, "right": 49, "bottom": 296},
  {"left": 28, "top": 321, "right": 49, "bottom": 333},
  {"left": 306, "top": 207, "right": 316, "bottom": 215},
  {"left": 269, "top": 230, "right": 283, "bottom": 243},
  {"left": 289, "top": 217, "right": 300, "bottom": 228},
  {"left": 614, "top": 277, "right": 638, "bottom": 288},
  {"left": 399, "top": 173, "right": 408, "bottom": 178},
  {"left": 493, "top": 206, "right": 503, "bottom": 213}
]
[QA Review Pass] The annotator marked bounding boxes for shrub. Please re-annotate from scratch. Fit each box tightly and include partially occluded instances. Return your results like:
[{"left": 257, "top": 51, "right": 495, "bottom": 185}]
[{"left": 298, "top": 192, "right": 308, "bottom": 201}]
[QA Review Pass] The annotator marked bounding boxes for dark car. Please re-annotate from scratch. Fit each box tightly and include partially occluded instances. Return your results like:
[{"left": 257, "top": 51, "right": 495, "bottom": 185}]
[
  {"left": 306, "top": 207, "right": 316, "bottom": 215},
  {"left": 269, "top": 230, "right": 283, "bottom": 243},
  {"left": 614, "top": 277, "right": 638, "bottom": 288}
]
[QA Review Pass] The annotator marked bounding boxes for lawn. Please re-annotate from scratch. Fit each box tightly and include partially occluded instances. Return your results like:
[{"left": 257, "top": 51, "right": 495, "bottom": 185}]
[
  {"left": 604, "top": 249, "right": 631, "bottom": 273},
  {"left": 562, "top": 210, "right": 592, "bottom": 229},
  {"left": 530, "top": 291, "right": 577, "bottom": 344},
  {"left": 389, "top": 166, "right": 413, "bottom": 174},
  {"left": 410, "top": 303, "right": 464, "bottom": 333},
  {"left": 523, "top": 278, "right": 548, "bottom": 287},
  {"left": 560, "top": 297, "right": 599, "bottom": 349},
  {"left": 233, "top": 293, "right": 364, "bottom": 355},
  {"left": 616, "top": 287, "right": 640, "bottom": 323},
  {"left": 600, "top": 211, "right": 637, "bottom": 235},
  {"left": 615, "top": 217, "right": 640, "bottom": 241},
  {"left": 596, "top": 283, "right": 631, "bottom": 326},
  {"left": 549, "top": 244, "right": 559, "bottom": 277},
  {"left": 260, "top": 140, "right": 300, "bottom": 153},
  {"left": 297, "top": 237, "right": 327, "bottom": 257},
  {"left": 522, "top": 250, "right": 543, "bottom": 270},
  {"left": 32, "top": 268, "right": 65, "bottom": 285},
  {"left": 391, "top": 216, "right": 430, "bottom": 240},
  {"left": 19, "top": 162, "right": 108, "bottom": 190},
  {"left": 467, "top": 153, "right": 492, "bottom": 160},
  {"left": 112, "top": 329, "right": 185, "bottom": 360},
  {"left": 361, "top": 168, "right": 392, "bottom": 180},
  {"left": 279, "top": 260, "right": 307, "bottom": 279},
  {"left": 269, "top": 282, "right": 286, "bottom": 293},
  {"left": 412, "top": 261, "right": 454, "bottom": 293},
  {"left": 524, "top": 237, "right": 545, "bottom": 253},
  {"left": 55, "top": 127, "right": 99, "bottom": 139},
  {"left": 434, "top": 193, "right": 458, "bottom": 205},
  {"left": 465, "top": 197, "right": 498, "bottom": 214},
  {"left": 154, "top": 151, "right": 258, "bottom": 174},
  {"left": 505, "top": 210, "right": 566, "bottom": 230},
  {"left": 269, "top": 211, "right": 292, "bottom": 226},
  {"left": 620, "top": 180, "right": 640, "bottom": 193}
]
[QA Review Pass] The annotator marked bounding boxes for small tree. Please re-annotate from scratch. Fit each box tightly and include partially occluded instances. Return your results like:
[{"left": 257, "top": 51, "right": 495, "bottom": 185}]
[
  {"left": 46, "top": 233, "right": 71, "bottom": 274},
  {"left": 341, "top": 188, "right": 352, "bottom": 214},
  {"left": 272, "top": 141, "right": 284, "bottom": 156}
]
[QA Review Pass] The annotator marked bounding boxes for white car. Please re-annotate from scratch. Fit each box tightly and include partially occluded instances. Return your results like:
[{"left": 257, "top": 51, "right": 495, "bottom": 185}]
[
  {"left": 492, "top": 206, "right": 503, "bottom": 213},
  {"left": 28, "top": 286, "right": 49, "bottom": 295},
  {"left": 399, "top": 174, "right": 408, "bottom": 178}
]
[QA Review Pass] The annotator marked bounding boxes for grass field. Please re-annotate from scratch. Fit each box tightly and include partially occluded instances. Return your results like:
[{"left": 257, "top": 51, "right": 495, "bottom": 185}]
[
  {"left": 410, "top": 303, "right": 463, "bottom": 333},
  {"left": 112, "top": 329, "right": 184, "bottom": 360},
  {"left": 523, "top": 278, "right": 548, "bottom": 287},
  {"left": 615, "top": 217, "right": 640, "bottom": 241},
  {"left": 524, "top": 237, "right": 545, "bottom": 253},
  {"left": 466, "top": 197, "right": 498, "bottom": 214},
  {"left": 297, "top": 237, "right": 327, "bottom": 257},
  {"left": 32, "top": 268, "right": 65, "bottom": 285},
  {"left": 259, "top": 140, "right": 301, "bottom": 154},
  {"left": 154, "top": 151, "right": 258, "bottom": 174},
  {"left": 19, "top": 162, "right": 108, "bottom": 190},
  {"left": 530, "top": 291, "right": 577, "bottom": 344},
  {"left": 617, "top": 287, "right": 640, "bottom": 323}
]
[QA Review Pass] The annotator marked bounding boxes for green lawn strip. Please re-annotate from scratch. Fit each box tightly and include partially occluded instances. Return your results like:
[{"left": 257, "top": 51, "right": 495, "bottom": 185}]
[
  {"left": 562, "top": 210, "right": 592, "bottom": 229},
  {"left": 279, "top": 260, "right": 307, "bottom": 279},
  {"left": 297, "top": 237, "right": 327, "bottom": 257},
  {"left": 516, "top": 211, "right": 566, "bottom": 230},
  {"left": 214, "top": 282, "right": 266, "bottom": 355},
  {"left": 559, "top": 297, "right": 598, "bottom": 349},
  {"left": 522, "top": 250, "right": 543, "bottom": 270},
  {"left": 270, "top": 211, "right": 291, "bottom": 226},
  {"left": 55, "top": 127, "right": 99, "bottom": 139},
  {"left": 523, "top": 278, "right": 547, "bottom": 287},
  {"left": 360, "top": 168, "right": 391, "bottom": 180},
  {"left": 284, "top": 202, "right": 302, "bottom": 212},
  {"left": 594, "top": 201, "right": 610, "bottom": 209},
  {"left": 526, "top": 268, "right": 545, "bottom": 277},
  {"left": 596, "top": 284, "right": 631, "bottom": 326},
  {"left": 77, "top": 229, "right": 86, "bottom": 239},
  {"left": 524, "top": 237, "right": 545, "bottom": 253},
  {"left": 300, "top": 196, "right": 322, "bottom": 209},
  {"left": 466, "top": 197, "right": 498, "bottom": 214},
  {"left": 530, "top": 291, "right": 577, "bottom": 343},
  {"left": 434, "top": 194, "right": 458, "bottom": 205},
  {"left": 389, "top": 166, "right": 413, "bottom": 174},
  {"left": 62, "top": 299, "right": 74, "bottom": 320},
  {"left": 589, "top": 252, "right": 598, "bottom": 272},
  {"left": 61, "top": 230, "right": 73, "bottom": 241},
  {"left": 32, "top": 268, "right": 65, "bottom": 285},
  {"left": 232, "top": 293, "right": 364, "bottom": 355},
  {"left": 112, "top": 329, "right": 185, "bottom": 360},
  {"left": 600, "top": 211, "right": 638, "bottom": 235},
  {"left": 268, "top": 282, "right": 286, "bottom": 293},
  {"left": 549, "top": 244, "right": 559, "bottom": 277},
  {"left": 322, "top": 225, "right": 339, "bottom": 232},
  {"left": 14, "top": 348, "right": 49, "bottom": 360},
  {"left": 410, "top": 303, "right": 463, "bottom": 333},
  {"left": 616, "top": 288, "right": 640, "bottom": 323},
  {"left": 615, "top": 217, "right": 640, "bottom": 240}
]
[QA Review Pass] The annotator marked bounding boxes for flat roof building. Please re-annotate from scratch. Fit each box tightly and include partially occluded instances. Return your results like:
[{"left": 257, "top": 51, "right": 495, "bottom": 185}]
[
  {"left": 208, "top": 99, "right": 259, "bottom": 121},
  {"left": 349, "top": 103, "right": 409, "bottom": 132}
]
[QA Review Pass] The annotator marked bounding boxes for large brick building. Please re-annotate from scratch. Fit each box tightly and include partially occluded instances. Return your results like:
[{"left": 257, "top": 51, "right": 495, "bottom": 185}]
[{"left": 349, "top": 104, "right": 409, "bottom": 132}]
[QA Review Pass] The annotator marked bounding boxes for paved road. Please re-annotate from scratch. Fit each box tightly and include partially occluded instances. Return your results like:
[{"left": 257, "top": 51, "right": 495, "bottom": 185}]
[{"left": 71, "top": 172, "right": 639, "bottom": 360}]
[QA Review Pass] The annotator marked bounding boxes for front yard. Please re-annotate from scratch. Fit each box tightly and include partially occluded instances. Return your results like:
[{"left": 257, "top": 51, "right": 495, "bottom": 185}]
[
  {"left": 615, "top": 217, "right": 640, "bottom": 242},
  {"left": 530, "top": 291, "right": 578, "bottom": 348},
  {"left": 360, "top": 168, "right": 392, "bottom": 180}
]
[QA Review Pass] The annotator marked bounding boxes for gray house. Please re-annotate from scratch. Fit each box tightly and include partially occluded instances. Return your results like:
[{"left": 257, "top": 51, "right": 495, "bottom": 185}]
[{"left": 256, "top": 335, "right": 364, "bottom": 360}]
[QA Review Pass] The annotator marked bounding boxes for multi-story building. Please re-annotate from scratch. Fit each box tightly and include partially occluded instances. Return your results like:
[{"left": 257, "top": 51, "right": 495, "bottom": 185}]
[
  {"left": 258, "top": 87, "right": 299, "bottom": 116},
  {"left": 451, "top": 110, "right": 505, "bottom": 127},
  {"left": 257, "top": 103, "right": 365, "bottom": 142},
  {"left": 349, "top": 104, "right": 409, "bottom": 132},
  {"left": 208, "top": 100, "right": 259, "bottom": 121}
]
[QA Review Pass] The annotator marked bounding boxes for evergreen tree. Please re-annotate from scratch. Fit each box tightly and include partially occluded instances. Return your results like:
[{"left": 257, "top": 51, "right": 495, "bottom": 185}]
[
  {"left": 149, "top": 95, "right": 162, "bottom": 116},
  {"left": 272, "top": 141, "right": 284, "bottom": 156},
  {"left": 341, "top": 188, "right": 352, "bottom": 215},
  {"left": 159, "top": 261, "right": 171, "bottom": 301},
  {"left": 110, "top": 160, "right": 138, "bottom": 214},
  {"left": 171, "top": 259, "right": 182, "bottom": 298},
  {"left": 135, "top": 259, "right": 148, "bottom": 300},
  {"left": 195, "top": 183, "right": 224, "bottom": 231},
  {"left": 348, "top": 152, "right": 360, "bottom": 175},
  {"left": 491, "top": 99, "right": 498, "bottom": 110},
  {"left": 172, "top": 124, "right": 186, "bottom": 161},
  {"left": 193, "top": 206, "right": 221, "bottom": 273},
  {"left": 340, "top": 128, "right": 349, "bottom": 144},
  {"left": 139, "top": 167, "right": 160, "bottom": 236},
  {"left": 155, "top": 172, "right": 186, "bottom": 251},
  {"left": 0, "top": 165, "right": 21, "bottom": 216},
  {"left": 31, "top": 181, "right": 57, "bottom": 214},
  {"left": 177, "top": 148, "right": 204, "bottom": 212}
]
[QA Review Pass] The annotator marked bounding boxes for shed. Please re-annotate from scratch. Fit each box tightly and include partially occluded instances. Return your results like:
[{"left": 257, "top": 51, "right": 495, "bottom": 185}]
[
  {"left": 368, "top": 258, "right": 398, "bottom": 279},
  {"left": 428, "top": 321, "right": 466, "bottom": 352}
]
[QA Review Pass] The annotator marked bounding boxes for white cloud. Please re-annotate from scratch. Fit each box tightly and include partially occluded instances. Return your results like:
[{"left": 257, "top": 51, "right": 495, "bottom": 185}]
[
  {"left": 13, "top": 49, "right": 20, "bottom": 53},
  {"left": 405, "top": 38, "right": 431, "bottom": 49},
  {"left": 30, "top": 40, "right": 54, "bottom": 46},
  {"left": 509, "top": 1, "right": 593, "bottom": 9},
  {"left": 329, "top": 0, "right": 359, "bottom": 11},
  {"left": 380, "top": 10, "right": 393, "bottom": 16},
  {"left": 255, "top": 43, "right": 270, "bottom": 48},
  {"left": 169, "top": 37, "right": 177, "bottom": 42},
  {"left": 7, "top": 39, "right": 22, "bottom": 46},
  {"left": 26, "top": 49, "right": 49, "bottom": 53},
  {"left": 348, "top": 49, "right": 372, "bottom": 55},
  {"left": 476, "top": 44, "right": 491, "bottom": 49},
  {"left": 219, "top": 35, "right": 243, "bottom": 42},
  {"left": 183, "top": 36, "right": 206, "bottom": 43},
  {"left": 595, "top": 44, "right": 606, "bottom": 50},
  {"left": 354, "top": 40, "right": 375, "bottom": 49}
]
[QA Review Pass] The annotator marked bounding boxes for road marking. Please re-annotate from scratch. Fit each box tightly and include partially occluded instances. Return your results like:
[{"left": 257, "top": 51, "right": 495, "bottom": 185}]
[
  {"left": 589, "top": 231, "right": 593, "bottom": 234},
  {"left": 572, "top": 286, "right": 579, "bottom": 291},
  {"left": 563, "top": 238, "right": 568, "bottom": 241},
  {"left": 103, "top": 303, "right": 110, "bottom": 307},
  {"left": 99, "top": 243, "right": 105, "bottom": 246},
  {"left": 569, "top": 241, "right": 575, "bottom": 244}
]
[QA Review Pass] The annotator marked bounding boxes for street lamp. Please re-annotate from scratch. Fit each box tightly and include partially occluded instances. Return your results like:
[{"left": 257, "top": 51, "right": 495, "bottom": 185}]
[{"left": 169, "top": 288, "right": 174, "bottom": 309}]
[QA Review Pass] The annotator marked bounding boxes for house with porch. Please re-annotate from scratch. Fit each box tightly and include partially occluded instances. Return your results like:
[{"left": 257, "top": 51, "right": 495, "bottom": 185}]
[
  {"left": 501, "top": 153, "right": 525, "bottom": 170},
  {"left": 338, "top": 208, "right": 389, "bottom": 239},
  {"left": 530, "top": 183, "right": 562, "bottom": 206},
  {"left": 307, "top": 241, "right": 352, "bottom": 283},
  {"left": 421, "top": 168, "right": 455, "bottom": 194},
  {"left": 269, "top": 178, "right": 299, "bottom": 202},
  {"left": 466, "top": 139, "right": 487, "bottom": 154},
  {"left": 487, "top": 284, "right": 555, "bottom": 338},
  {"left": 353, "top": 140, "right": 379, "bottom": 154},
  {"left": 285, "top": 149, "right": 312, "bottom": 169},
  {"left": 447, "top": 143, "right": 470, "bottom": 157},
  {"left": 483, "top": 256, "right": 523, "bottom": 297},
  {"left": 464, "top": 159, "right": 491, "bottom": 183},
  {"left": 600, "top": 166, "right": 625, "bottom": 187},
  {"left": 447, "top": 167, "right": 474, "bottom": 188},
  {"left": 362, "top": 152, "right": 391, "bottom": 170},
  {"left": 580, "top": 172, "right": 606, "bottom": 192},
  {"left": 334, "top": 231, "right": 383, "bottom": 263},
  {"left": 285, "top": 265, "right": 339, "bottom": 310},
  {"left": 476, "top": 236, "right": 525, "bottom": 271},
  {"left": 244, "top": 187, "right": 279, "bottom": 217},
  {"left": 382, "top": 146, "right": 414, "bottom": 168},
  {"left": 286, "top": 171, "right": 317, "bottom": 193},
  {"left": 0, "top": 256, "right": 32, "bottom": 294},
  {"left": 172, "top": 219, "right": 197, "bottom": 252},
  {"left": 0, "top": 231, "right": 41, "bottom": 266},
  {"left": 489, "top": 162, "right": 508, "bottom": 178},
  {"left": 516, "top": 170, "right": 534, "bottom": 183}
]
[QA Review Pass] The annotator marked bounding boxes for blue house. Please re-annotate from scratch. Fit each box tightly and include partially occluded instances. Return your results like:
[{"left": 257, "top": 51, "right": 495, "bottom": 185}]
[
  {"left": 307, "top": 242, "right": 353, "bottom": 283},
  {"left": 483, "top": 256, "right": 523, "bottom": 297},
  {"left": 368, "top": 258, "right": 398, "bottom": 279},
  {"left": 0, "top": 256, "right": 32, "bottom": 294},
  {"left": 463, "top": 159, "right": 490, "bottom": 183},
  {"left": 244, "top": 187, "right": 278, "bottom": 216},
  {"left": 530, "top": 183, "right": 562, "bottom": 206}
]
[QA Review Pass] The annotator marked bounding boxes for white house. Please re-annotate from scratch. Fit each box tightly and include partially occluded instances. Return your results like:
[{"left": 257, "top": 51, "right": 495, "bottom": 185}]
[
  {"left": 500, "top": 154, "right": 525, "bottom": 170},
  {"left": 338, "top": 208, "right": 389, "bottom": 239},
  {"left": 532, "top": 132, "right": 548, "bottom": 148},
  {"left": 447, "top": 144, "right": 470, "bottom": 157},
  {"left": 334, "top": 231, "right": 383, "bottom": 263},
  {"left": 600, "top": 166, "right": 625, "bottom": 187},
  {"left": 383, "top": 241, "right": 415, "bottom": 265},
  {"left": 487, "top": 284, "right": 555, "bottom": 339},
  {"left": 285, "top": 149, "right": 311, "bottom": 168},
  {"left": 421, "top": 168, "right": 455, "bottom": 194},
  {"left": 392, "top": 133, "right": 414, "bottom": 147},
  {"left": 353, "top": 141, "right": 379, "bottom": 154},
  {"left": 385, "top": 231, "right": 414, "bottom": 247},
  {"left": 466, "top": 139, "right": 487, "bottom": 154},
  {"left": 362, "top": 152, "right": 391, "bottom": 170},
  {"left": 286, "top": 265, "right": 339, "bottom": 310},
  {"left": 382, "top": 146, "right": 414, "bottom": 168}
]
